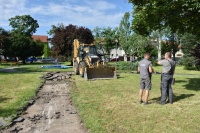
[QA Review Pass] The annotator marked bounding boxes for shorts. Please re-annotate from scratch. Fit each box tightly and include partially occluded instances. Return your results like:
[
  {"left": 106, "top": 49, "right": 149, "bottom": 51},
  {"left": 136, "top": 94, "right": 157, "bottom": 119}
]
[{"left": 140, "top": 78, "right": 151, "bottom": 90}]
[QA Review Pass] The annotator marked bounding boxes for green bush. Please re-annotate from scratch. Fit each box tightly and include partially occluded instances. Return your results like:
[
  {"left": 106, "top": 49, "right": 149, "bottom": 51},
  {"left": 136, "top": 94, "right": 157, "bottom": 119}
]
[
  {"left": 116, "top": 61, "right": 138, "bottom": 70},
  {"left": 150, "top": 59, "right": 159, "bottom": 66},
  {"left": 56, "top": 55, "right": 67, "bottom": 62},
  {"left": 178, "top": 56, "right": 197, "bottom": 70}
]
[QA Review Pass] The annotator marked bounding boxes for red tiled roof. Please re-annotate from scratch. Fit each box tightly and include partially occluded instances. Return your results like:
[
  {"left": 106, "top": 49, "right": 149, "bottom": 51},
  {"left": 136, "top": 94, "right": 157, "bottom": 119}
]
[{"left": 32, "top": 35, "right": 48, "bottom": 42}]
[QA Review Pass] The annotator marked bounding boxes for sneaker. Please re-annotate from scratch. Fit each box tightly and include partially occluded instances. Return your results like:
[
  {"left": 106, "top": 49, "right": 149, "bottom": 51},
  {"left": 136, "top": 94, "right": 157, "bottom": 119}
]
[
  {"left": 166, "top": 100, "right": 173, "bottom": 104},
  {"left": 139, "top": 100, "right": 143, "bottom": 104},
  {"left": 159, "top": 102, "right": 165, "bottom": 105},
  {"left": 143, "top": 102, "right": 149, "bottom": 105}
]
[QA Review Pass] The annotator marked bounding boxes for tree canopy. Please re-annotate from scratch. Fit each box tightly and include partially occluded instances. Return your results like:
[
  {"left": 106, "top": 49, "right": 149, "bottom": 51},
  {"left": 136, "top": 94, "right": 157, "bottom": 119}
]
[
  {"left": 179, "top": 33, "right": 200, "bottom": 69},
  {"left": 129, "top": 0, "right": 200, "bottom": 37},
  {"left": 118, "top": 12, "right": 157, "bottom": 58},
  {"left": 49, "top": 24, "right": 94, "bottom": 59},
  {"left": 9, "top": 15, "right": 39, "bottom": 36},
  {"left": 0, "top": 28, "right": 12, "bottom": 57},
  {"left": 7, "top": 15, "right": 43, "bottom": 63},
  {"left": 118, "top": 12, "right": 132, "bottom": 55}
]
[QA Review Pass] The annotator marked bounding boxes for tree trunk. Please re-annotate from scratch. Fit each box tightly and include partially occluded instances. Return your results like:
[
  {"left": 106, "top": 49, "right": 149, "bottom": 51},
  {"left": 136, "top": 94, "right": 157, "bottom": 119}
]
[
  {"left": 157, "top": 36, "right": 162, "bottom": 60},
  {"left": 22, "top": 58, "right": 26, "bottom": 64},
  {"left": 173, "top": 52, "right": 176, "bottom": 61}
]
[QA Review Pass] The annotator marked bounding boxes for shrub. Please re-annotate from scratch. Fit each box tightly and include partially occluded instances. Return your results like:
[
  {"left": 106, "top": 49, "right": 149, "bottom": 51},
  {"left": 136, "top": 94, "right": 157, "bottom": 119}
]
[
  {"left": 56, "top": 55, "right": 67, "bottom": 62},
  {"left": 178, "top": 56, "right": 197, "bottom": 70},
  {"left": 116, "top": 61, "right": 138, "bottom": 70},
  {"left": 150, "top": 59, "right": 159, "bottom": 66}
]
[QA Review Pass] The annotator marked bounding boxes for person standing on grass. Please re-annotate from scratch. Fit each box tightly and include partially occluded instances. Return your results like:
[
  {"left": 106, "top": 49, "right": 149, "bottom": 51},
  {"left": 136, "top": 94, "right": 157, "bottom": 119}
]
[
  {"left": 138, "top": 52, "right": 153, "bottom": 105},
  {"left": 157, "top": 52, "right": 176, "bottom": 105}
]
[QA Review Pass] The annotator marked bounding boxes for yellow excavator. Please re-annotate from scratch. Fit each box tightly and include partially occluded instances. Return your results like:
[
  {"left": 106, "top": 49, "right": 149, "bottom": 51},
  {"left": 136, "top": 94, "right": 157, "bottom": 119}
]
[{"left": 73, "top": 39, "right": 116, "bottom": 80}]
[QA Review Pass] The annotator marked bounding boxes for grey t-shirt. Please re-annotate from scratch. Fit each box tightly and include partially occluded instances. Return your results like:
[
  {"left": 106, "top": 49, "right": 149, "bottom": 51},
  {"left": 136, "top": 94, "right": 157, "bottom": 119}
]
[
  {"left": 160, "top": 59, "right": 176, "bottom": 74},
  {"left": 139, "top": 58, "right": 152, "bottom": 79}
]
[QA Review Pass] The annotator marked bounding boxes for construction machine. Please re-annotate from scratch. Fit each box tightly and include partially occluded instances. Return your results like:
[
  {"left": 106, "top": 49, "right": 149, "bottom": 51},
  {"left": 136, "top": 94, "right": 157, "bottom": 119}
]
[{"left": 73, "top": 39, "right": 116, "bottom": 80}]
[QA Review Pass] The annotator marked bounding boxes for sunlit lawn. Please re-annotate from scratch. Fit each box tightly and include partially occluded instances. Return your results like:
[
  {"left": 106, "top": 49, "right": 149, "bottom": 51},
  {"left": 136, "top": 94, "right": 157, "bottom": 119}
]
[
  {"left": 0, "top": 62, "right": 200, "bottom": 132},
  {"left": 153, "top": 65, "right": 200, "bottom": 75},
  {"left": 72, "top": 67, "right": 200, "bottom": 133},
  {"left": 0, "top": 61, "right": 73, "bottom": 126},
  {"left": 0, "top": 72, "right": 43, "bottom": 118}
]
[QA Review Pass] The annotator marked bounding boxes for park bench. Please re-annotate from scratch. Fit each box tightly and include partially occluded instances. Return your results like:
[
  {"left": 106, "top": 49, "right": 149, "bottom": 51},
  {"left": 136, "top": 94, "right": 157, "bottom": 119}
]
[
  {"left": 10, "top": 62, "right": 19, "bottom": 66},
  {"left": 0, "top": 60, "right": 19, "bottom": 66}
]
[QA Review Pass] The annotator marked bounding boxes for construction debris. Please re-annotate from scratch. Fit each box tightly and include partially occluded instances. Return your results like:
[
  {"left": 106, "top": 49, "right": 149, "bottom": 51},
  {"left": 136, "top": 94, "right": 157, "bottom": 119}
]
[
  {"left": 3, "top": 72, "right": 87, "bottom": 133},
  {"left": 42, "top": 72, "right": 72, "bottom": 81}
]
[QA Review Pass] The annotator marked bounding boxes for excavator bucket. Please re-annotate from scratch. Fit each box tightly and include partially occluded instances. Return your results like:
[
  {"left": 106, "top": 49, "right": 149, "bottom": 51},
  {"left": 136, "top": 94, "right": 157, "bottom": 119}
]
[{"left": 84, "top": 67, "right": 117, "bottom": 80}]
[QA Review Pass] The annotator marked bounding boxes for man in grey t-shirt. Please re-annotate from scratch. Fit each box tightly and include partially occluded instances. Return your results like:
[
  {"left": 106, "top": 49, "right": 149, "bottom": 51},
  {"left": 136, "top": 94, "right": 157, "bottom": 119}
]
[
  {"left": 138, "top": 52, "right": 153, "bottom": 104},
  {"left": 158, "top": 52, "right": 176, "bottom": 104}
]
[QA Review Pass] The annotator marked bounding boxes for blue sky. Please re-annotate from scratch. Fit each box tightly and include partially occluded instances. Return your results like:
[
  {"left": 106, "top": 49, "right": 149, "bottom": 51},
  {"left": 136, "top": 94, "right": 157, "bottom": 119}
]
[{"left": 0, "top": 0, "right": 133, "bottom": 36}]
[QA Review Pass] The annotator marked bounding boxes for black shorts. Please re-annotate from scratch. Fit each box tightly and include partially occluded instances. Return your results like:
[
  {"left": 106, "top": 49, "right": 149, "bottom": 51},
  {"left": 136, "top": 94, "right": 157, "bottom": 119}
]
[{"left": 140, "top": 78, "right": 151, "bottom": 90}]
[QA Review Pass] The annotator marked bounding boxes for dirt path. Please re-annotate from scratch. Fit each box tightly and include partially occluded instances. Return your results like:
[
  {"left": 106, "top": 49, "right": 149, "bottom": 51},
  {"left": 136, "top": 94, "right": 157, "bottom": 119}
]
[{"left": 3, "top": 73, "right": 87, "bottom": 133}]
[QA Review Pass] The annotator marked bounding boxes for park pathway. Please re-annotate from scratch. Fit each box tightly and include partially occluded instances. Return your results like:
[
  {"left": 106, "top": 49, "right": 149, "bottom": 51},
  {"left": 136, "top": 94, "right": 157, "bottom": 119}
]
[{"left": 2, "top": 72, "right": 88, "bottom": 133}]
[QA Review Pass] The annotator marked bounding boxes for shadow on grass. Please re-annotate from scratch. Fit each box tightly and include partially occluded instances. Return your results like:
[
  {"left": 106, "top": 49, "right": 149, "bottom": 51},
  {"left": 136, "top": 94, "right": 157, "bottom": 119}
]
[
  {"left": 149, "top": 94, "right": 195, "bottom": 103},
  {"left": 184, "top": 78, "right": 200, "bottom": 91},
  {"left": 174, "top": 94, "right": 195, "bottom": 102},
  {"left": 117, "top": 75, "right": 125, "bottom": 79},
  {"left": 0, "top": 97, "right": 12, "bottom": 103},
  {"left": 175, "top": 80, "right": 187, "bottom": 83}
]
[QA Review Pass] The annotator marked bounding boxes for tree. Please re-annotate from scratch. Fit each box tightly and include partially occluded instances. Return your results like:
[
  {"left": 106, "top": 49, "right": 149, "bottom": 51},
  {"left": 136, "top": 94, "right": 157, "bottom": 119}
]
[
  {"left": 49, "top": 24, "right": 94, "bottom": 60},
  {"left": 129, "top": 33, "right": 155, "bottom": 58},
  {"left": 181, "top": 33, "right": 198, "bottom": 55},
  {"left": 77, "top": 26, "right": 94, "bottom": 44},
  {"left": 118, "top": 12, "right": 132, "bottom": 55},
  {"left": 10, "top": 34, "right": 43, "bottom": 63},
  {"left": 151, "top": 30, "right": 164, "bottom": 60},
  {"left": 43, "top": 42, "right": 50, "bottom": 58},
  {"left": 191, "top": 43, "right": 200, "bottom": 69},
  {"left": 9, "top": 15, "right": 39, "bottom": 36},
  {"left": 0, "top": 27, "right": 9, "bottom": 46},
  {"left": 8, "top": 15, "right": 42, "bottom": 64},
  {"left": 101, "top": 27, "right": 118, "bottom": 54},
  {"left": 129, "top": 0, "right": 200, "bottom": 37},
  {"left": 180, "top": 33, "right": 200, "bottom": 69},
  {"left": 0, "top": 28, "right": 12, "bottom": 58},
  {"left": 93, "top": 26, "right": 103, "bottom": 44}
]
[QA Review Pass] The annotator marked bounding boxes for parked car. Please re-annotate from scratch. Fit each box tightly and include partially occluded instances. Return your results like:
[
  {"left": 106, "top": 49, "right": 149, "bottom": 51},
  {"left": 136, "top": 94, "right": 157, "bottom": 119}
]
[
  {"left": 41, "top": 58, "right": 55, "bottom": 63},
  {"left": 6, "top": 57, "right": 18, "bottom": 62},
  {"left": 26, "top": 57, "right": 37, "bottom": 62}
]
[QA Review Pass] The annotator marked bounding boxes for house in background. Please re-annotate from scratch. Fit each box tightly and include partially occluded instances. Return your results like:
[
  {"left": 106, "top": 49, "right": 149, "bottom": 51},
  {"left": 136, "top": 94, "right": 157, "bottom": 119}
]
[
  {"left": 32, "top": 35, "right": 48, "bottom": 43},
  {"left": 32, "top": 35, "right": 50, "bottom": 58},
  {"left": 110, "top": 46, "right": 127, "bottom": 61}
]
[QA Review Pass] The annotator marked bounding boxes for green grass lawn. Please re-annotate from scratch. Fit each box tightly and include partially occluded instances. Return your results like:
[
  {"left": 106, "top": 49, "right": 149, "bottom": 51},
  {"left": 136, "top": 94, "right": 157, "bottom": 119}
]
[
  {"left": 153, "top": 65, "right": 200, "bottom": 75},
  {"left": 1, "top": 62, "right": 200, "bottom": 132},
  {"left": 0, "top": 62, "right": 73, "bottom": 124},
  {"left": 0, "top": 72, "right": 43, "bottom": 118},
  {"left": 72, "top": 70, "right": 200, "bottom": 133},
  {"left": 0, "top": 64, "right": 12, "bottom": 69}
]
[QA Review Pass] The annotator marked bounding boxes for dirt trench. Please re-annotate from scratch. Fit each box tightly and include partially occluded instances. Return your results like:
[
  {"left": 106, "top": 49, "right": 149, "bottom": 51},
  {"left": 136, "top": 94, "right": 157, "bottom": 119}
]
[{"left": 2, "top": 72, "right": 87, "bottom": 133}]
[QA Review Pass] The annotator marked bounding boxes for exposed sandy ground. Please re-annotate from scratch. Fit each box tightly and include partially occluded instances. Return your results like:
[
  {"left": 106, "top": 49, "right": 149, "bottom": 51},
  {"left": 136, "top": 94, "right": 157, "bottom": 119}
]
[{"left": 2, "top": 73, "right": 87, "bottom": 133}]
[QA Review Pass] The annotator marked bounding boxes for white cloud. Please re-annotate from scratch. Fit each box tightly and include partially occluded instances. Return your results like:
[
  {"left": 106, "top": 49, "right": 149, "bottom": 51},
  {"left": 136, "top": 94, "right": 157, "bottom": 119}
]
[
  {"left": 0, "top": 0, "right": 27, "bottom": 20},
  {"left": 0, "top": 0, "right": 127, "bottom": 33},
  {"left": 84, "top": 0, "right": 116, "bottom": 11}
]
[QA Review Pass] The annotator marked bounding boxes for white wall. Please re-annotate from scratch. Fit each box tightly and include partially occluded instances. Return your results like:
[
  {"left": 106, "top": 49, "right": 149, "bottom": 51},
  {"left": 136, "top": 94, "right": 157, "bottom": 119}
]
[{"left": 110, "top": 47, "right": 125, "bottom": 58}]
